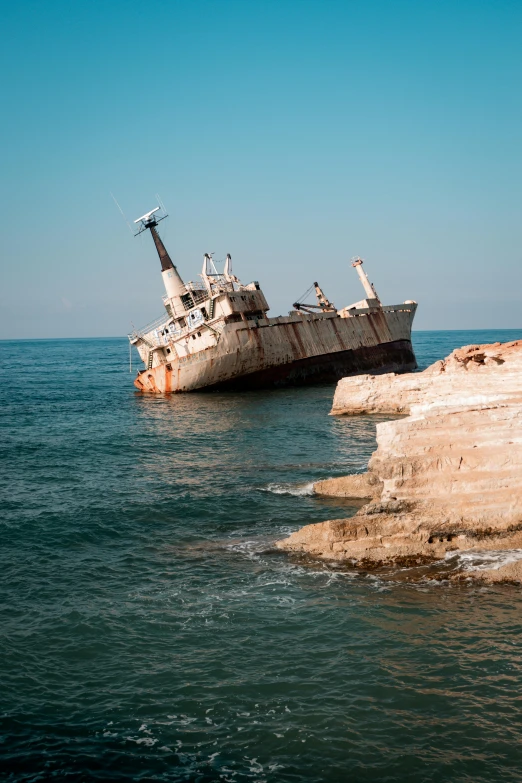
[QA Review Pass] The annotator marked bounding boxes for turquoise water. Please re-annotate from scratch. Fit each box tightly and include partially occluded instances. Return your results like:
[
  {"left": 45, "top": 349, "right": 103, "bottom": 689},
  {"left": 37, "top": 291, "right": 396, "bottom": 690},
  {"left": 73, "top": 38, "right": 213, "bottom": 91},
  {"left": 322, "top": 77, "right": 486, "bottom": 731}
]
[{"left": 1, "top": 330, "right": 522, "bottom": 782}]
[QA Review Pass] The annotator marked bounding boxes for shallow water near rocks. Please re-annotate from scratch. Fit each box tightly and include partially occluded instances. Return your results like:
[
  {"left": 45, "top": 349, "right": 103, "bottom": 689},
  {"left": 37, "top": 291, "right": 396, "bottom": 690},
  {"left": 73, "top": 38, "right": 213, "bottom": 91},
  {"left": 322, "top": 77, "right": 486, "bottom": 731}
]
[{"left": 1, "top": 329, "right": 522, "bottom": 782}]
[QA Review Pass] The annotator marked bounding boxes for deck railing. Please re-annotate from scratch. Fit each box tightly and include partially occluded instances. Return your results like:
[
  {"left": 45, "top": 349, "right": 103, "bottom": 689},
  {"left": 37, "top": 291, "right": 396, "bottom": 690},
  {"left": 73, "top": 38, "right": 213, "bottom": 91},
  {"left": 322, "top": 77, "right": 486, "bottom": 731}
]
[{"left": 128, "top": 313, "right": 171, "bottom": 344}]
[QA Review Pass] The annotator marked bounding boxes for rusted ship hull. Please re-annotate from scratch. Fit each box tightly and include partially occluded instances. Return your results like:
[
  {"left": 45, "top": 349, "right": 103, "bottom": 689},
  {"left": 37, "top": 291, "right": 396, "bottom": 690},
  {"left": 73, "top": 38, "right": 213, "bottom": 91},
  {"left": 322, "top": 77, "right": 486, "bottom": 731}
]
[
  {"left": 206, "top": 339, "right": 415, "bottom": 391},
  {"left": 134, "top": 304, "right": 417, "bottom": 393}
]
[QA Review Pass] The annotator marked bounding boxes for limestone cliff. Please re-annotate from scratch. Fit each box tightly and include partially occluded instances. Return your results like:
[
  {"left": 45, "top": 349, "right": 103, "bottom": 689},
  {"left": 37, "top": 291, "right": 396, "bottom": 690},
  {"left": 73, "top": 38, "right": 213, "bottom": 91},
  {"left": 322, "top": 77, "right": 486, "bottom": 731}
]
[
  {"left": 277, "top": 341, "right": 522, "bottom": 579},
  {"left": 330, "top": 340, "right": 522, "bottom": 416}
]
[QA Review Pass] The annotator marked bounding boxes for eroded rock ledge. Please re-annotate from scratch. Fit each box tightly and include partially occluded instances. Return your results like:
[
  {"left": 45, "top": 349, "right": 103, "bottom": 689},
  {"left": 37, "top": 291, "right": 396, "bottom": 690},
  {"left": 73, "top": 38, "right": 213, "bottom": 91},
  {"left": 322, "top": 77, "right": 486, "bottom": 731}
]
[
  {"left": 330, "top": 340, "right": 522, "bottom": 416},
  {"left": 313, "top": 473, "right": 382, "bottom": 500},
  {"left": 276, "top": 341, "right": 522, "bottom": 583}
]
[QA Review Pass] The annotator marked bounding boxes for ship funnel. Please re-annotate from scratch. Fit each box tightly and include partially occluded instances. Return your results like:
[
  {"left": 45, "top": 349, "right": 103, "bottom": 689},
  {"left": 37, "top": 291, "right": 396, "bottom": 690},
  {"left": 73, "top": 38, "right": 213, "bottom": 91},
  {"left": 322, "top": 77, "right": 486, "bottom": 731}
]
[
  {"left": 134, "top": 206, "right": 187, "bottom": 314},
  {"left": 351, "top": 257, "right": 381, "bottom": 304}
]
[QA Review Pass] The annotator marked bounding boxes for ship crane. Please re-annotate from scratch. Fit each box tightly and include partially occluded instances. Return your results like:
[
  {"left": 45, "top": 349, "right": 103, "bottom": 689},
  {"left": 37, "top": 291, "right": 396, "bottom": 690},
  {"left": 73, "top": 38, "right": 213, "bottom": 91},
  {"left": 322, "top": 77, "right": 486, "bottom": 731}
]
[{"left": 293, "top": 282, "right": 336, "bottom": 314}]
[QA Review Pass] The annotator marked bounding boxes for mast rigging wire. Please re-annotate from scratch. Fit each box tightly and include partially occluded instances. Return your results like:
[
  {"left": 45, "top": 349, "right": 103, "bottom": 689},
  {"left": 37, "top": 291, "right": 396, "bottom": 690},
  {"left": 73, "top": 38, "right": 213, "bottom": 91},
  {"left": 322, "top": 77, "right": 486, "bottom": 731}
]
[{"left": 294, "top": 283, "right": 315, "bottom": 305}]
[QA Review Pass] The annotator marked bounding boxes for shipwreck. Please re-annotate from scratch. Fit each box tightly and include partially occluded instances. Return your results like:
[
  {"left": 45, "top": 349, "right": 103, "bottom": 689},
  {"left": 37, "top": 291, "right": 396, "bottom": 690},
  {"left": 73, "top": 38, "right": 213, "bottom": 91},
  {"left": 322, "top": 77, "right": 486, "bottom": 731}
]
[{"left": 128, "top": 206, "right": 418, "bottom": 392}]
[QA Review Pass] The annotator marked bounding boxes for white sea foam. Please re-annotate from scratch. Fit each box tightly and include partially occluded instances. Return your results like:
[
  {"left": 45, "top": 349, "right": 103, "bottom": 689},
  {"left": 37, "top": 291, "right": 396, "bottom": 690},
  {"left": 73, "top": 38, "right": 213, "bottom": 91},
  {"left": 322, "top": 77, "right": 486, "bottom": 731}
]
[
  {"left": 262, "top": 482, "right": 315, "bottom": 496},
  {"left": 246, "top": 757, "right": 264, "bottom": 773},
  {"left": 447, "top": 549, "right": 522, "bottom": 572},
  {"left": 125, "top": 736, "right": 158, "bottom": 746},
  {"left": 225, "top": 540, "right": 267, "bottom": 560}
]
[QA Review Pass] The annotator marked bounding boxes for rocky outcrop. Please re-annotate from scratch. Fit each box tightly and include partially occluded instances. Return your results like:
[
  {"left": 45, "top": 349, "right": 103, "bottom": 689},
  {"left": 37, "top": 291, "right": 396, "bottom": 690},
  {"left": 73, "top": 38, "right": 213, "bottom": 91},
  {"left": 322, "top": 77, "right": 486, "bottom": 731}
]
[
  {"left": 313, "top": 473, "right": 382, "bottom": 499},
  {"left": 331, "top": 340, "right": 522, "bottom": 416},
  {"left": 277, "top": 341, "right": 522, "bottom": 580}
]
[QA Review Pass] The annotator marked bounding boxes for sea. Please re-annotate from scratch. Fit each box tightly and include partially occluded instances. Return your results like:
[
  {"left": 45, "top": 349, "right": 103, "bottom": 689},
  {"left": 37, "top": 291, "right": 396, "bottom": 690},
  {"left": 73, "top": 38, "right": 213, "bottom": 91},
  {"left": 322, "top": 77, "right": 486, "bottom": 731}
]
[{"left": 1, "top": 330, "right": 522, "bottom": 782}]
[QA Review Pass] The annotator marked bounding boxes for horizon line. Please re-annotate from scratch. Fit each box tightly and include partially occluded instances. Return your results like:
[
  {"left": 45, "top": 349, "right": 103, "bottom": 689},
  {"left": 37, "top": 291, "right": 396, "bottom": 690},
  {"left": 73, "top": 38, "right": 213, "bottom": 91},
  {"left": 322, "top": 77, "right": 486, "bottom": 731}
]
[{"left": 1, "top": 328, "right": 522, "bottom": 342}]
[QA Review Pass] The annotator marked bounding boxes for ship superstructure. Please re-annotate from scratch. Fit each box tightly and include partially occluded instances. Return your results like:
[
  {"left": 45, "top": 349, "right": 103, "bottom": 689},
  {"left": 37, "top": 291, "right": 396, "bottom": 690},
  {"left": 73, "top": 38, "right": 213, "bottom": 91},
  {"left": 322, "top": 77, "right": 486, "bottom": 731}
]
[{"left": 129, "top": 207, "right": 417, "bottom": 392}]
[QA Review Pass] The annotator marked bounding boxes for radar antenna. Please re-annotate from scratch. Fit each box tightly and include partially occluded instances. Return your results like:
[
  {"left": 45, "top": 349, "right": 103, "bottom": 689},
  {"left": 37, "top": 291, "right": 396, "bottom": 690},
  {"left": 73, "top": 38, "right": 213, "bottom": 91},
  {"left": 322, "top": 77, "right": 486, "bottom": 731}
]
[{"left": 134, "top": 205, "right": 168, "bottom": 236}]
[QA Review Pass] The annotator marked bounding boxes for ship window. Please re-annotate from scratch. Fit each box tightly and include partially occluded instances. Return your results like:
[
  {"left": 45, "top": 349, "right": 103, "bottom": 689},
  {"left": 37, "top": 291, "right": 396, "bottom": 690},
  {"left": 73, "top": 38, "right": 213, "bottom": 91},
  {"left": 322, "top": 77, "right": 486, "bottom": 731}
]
[
  {"left": 197, "top": 331, "right": 201, "bottom": 337},
  {"left": 166, "top": 348, "right": 171, "bottom": 354},
  {"left": 192, "top": 334, "right": 196, "bottom": 340},
  {"left": 181, "top": 292, "right": 195, "bottom": 311}
]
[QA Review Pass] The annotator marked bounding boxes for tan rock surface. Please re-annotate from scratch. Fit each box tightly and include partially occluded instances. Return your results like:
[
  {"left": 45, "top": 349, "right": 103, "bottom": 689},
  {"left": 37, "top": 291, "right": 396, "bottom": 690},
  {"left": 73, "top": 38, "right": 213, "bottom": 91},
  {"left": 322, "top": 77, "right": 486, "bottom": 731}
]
[
  {"left": 331, "top": 340, "right": 522, "bottom": 416},
  {"left": 277, "top": 341, "right": 522, "bottom": 575},
  {"left": 313, "top": 473, "right": 382, "bottom": 499}
]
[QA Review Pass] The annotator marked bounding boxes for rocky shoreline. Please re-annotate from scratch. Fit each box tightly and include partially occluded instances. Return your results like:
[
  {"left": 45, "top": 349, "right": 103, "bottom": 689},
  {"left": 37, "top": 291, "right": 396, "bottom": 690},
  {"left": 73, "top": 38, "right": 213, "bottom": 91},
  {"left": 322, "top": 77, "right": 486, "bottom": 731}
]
[{"left": 276, "top": 341, "right": 522, "bottom": 584}]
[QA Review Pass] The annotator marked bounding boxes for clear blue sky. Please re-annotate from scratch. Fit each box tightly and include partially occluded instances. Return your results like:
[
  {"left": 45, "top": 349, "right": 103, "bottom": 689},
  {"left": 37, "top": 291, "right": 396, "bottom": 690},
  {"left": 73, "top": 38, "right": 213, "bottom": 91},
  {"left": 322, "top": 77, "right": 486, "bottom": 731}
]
[{"left": 1, "top": 0, "right": 521, "bottom": 337}]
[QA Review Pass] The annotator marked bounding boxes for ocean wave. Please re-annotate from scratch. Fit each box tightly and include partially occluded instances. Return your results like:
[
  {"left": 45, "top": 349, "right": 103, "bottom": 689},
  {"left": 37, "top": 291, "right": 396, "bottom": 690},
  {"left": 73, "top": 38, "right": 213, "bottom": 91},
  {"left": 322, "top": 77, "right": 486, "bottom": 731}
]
[
  {"left": 261, "top": 482, "right": 315, "bottom": 496},
  {"left": 446, "top": 548, "right": 522, "bottom": 572},
  {"left": 225, "top": 539, "right": 268, "bottom": 559}
]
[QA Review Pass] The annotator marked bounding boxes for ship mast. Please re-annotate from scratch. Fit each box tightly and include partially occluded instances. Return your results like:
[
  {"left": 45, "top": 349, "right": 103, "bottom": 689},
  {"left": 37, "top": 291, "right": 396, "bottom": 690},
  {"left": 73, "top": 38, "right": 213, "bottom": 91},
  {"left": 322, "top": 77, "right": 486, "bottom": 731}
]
[
  {"left": 134, "top": 206, "right": 187, "bottom": 314},
  {"left": 351, "top": 257, "right": 381, "bottom": 304}
]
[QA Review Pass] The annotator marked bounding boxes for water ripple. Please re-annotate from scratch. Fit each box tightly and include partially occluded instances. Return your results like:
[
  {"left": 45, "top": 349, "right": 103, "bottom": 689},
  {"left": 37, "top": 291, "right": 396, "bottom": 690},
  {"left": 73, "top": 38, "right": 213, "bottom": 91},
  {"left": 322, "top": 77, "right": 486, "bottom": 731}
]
[{"left": 2, "top": 333, "right": 522, "bottom": 781}]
